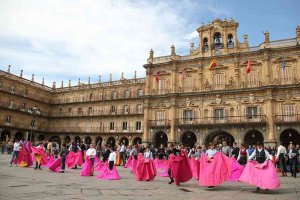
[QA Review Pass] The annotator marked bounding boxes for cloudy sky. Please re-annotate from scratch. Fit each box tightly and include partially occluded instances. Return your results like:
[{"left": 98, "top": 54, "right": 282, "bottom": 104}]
[{"left": 0, "top": 0, "right": 299, "bottom": 86}]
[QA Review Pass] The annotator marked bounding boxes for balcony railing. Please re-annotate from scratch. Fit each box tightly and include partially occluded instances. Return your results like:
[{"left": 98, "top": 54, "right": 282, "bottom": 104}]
[
  {"left": 149, "top": 120, "right": 171, "bottom": 127},
  {"left": 275, "top": 114, "right": 300, "bottom": 124},
  {"left": 0, "top": 121, "right": 45, "bottom": 131},
  {"left": 49, "top": 126, "right": 142, "bottom": 133},
  {"left": 52, "top": 108, "right": 144, "bottom": 117},
  {"left": 176, "top": 115, "right": 266, "bottom": 126}
]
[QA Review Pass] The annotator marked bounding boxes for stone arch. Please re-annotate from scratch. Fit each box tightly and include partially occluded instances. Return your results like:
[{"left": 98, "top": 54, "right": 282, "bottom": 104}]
[
  {"left": 119, "top": 137, "right": 129, "bottom": 146},
  {"left": 280, "top": 128, "right": 300, "bottom": 147},
  {"left": 84, "top": 136, "right": 92, "bottom": 145},
  {"left": 14, "top": 131, "right": 24, "bottom": 141},
  {"left": 64, "top": 136, "right": 71, "bottom": 144},
  {"left": 181, "top": 131, "right": 197, "bottom": 148},
  {"left": 243, "top": 130, "right": 264, "bottom": 147},
  {"left": 38, "top": 135, "right": 45, "bottom": 141},
  {"left": 50, "top": 136, "right": 61, "bottom": 146},
  {"left": 205, "top": 130, "right": 235, "bottom": 147},
  {"left": 95, "top": 136, "right": 103, "bottom": 148},
  {"left": 106, "top": 136, "right": 116, "bottom": 147},
  {"left": 153, "top": 131, "right": 168, "bottom": 148},
  {"left": 1, "top": 130, "right": 11, "bottom": 142},
  {"left": 74, "top": 136, "right": 81, "bottom": 143},
  {"left": 132, "top": 137, "right": 142, "bottom": 145}
]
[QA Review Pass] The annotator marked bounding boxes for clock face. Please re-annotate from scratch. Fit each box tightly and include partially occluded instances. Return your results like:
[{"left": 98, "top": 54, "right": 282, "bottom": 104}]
[{"left": 215, "top": 50, "right": 222, "bottom": 55}]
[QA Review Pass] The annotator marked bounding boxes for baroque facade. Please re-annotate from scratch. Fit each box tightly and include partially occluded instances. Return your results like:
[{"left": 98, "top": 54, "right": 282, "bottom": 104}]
[{"left": 1, "top": 19, "right": 300, "bottom": 147}]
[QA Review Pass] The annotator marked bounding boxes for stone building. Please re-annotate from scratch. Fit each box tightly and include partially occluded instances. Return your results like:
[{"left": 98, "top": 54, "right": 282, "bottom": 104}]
[{"left": 1, "top": 19, "right": 300, "bottom": 147}]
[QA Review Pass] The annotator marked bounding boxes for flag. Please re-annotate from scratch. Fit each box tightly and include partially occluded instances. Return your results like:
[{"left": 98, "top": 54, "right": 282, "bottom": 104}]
[
  {"left": 181, "top": 68, "right": 186, "bottom": 81},
  {"left": 281, "top": 57, "right": 286, "bottom": 71},
  {"left": 246, "top": 59, "right": 251, "bottom": 74},
  {"left": 209, "top": 59, "right": 217, "bottom": 70},
  {"left": 154, "top": 71, "right": 160, "bottom": 83}
]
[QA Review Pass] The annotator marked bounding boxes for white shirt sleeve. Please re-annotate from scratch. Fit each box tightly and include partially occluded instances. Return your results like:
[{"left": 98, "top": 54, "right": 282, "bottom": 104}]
[
  {"left": 265, "top": 150, "right": 273, "bottom": 160},
  {"left": 248, "top": 150, "right": 256, "bottom": 160}
]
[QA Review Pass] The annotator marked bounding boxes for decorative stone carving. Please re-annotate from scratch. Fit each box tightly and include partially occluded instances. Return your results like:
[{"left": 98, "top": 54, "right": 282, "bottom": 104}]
[
  {"left": 249, "top": 94, "right": 255, "bottom": 102},
  {"left": 216, "top": 95, "right": 222, "bottom": 104},
  {"left": 204, "top": 79, "right": 210, "bottom": 90}
]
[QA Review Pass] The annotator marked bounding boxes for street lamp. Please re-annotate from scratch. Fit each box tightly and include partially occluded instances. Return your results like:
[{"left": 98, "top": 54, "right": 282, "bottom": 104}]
[{"left": 28, "top": 105, "right": 41, "bottom": 142}]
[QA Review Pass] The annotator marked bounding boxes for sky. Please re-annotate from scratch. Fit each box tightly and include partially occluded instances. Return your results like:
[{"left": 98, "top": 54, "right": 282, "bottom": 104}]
[{"left": 0, "top": 0, "right": 299, "bottom": 86}]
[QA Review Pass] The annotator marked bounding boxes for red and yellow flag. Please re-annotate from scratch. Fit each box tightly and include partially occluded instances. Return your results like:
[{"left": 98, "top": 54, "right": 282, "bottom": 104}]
[
  {"left": 209, "top": 59, "right": 217, "bottom": 70},
  {"left": 246, "top": 59, "right": 251, "bottom": 74}
]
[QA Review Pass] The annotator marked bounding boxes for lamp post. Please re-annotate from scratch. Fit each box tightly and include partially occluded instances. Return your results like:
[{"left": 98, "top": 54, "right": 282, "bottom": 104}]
[{"left": 28, "top": 105, "right": 41, "bottom": 142}]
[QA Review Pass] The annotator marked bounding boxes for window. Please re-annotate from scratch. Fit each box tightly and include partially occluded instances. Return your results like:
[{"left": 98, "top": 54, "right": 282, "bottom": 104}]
[
  {"left": 24, "top": 90, "right": 28, "bottom": 97},
  {"left": 247, "top": 107, "right": 258, "bottom": 118},
  {"left": 99, "top": 93, "right": 103, "bottom": 100},
  {"left": 125, "top": 90, "right": 130, "bottom": 98},
  {"left": 283, "top": 105, "right": 295, "bottom": 122},
  {"left": 281, "top": 67, "right": 292, "bottom": 84},
  {"left": 213, "top": 32, "right": 222, "bottom": 49},
  {"left": 31, "top": 120, "right": 35, "bottom": 127},
  {"left": 10, "top": 86, "right": 15, "bottom": 93},
  {"left": 137, "top": 89, "right": 143, "bottom": 97},
  {"left": 214, "top": 109, "right": 224, "bottom": 119},
  {"left": 124, "top": 105, "right": 129, "bottom": 114},
  {"left": 156, "top": 111, "right": 165, "bottom": 125},
  {"left": 213, "top": 73, "right": 225, "bottom": 90},
  {"left": 88, "top": 107, "right": 93, "bottom": 115},
  {"left": 227, "top": 34, "right": 234, "bottom": 48},
  {"left": 111, "top": 105, "right": 116, "bottom": 113},
  {"left": 158, "top": 79, "right": 166, "bottom": 94},
  {"left": 112, "top": 91, "right": 118, "bottom": 99},
  {"left": 21, "top": 103, "right": 26, "bottom": 109},
  {"left": 77, "top": 108, "right": 82, "bottom": 115},
  {"left": 183, "top": 77, "right": 193, "bottom": 92},
  {"left": 247, "top": 70, "right": 258, "bottom": 87},
  {"left": 89, "top": 93, "right": 93, "bottom": 101},
  {"left": 137, "top": 104, "right": 143, "bottom": 114},
  {"left": 183, "top": 110, "right": 194, "bottom": 121},
  {"left": 122, "top": 121, "right": 128, "bottom": 131},
  {"left": 4, "top": 116, "right": 12, "bottom": 123},
  {"left": 136, "top": 121, "right": 142, "bottom": 131},
  {"left": 203, "top": 37, "right": 209, "bottom": 51},
  {"left": 68, "top": 108, "right": 72, "bottom": 115},
  {"left": 59, "top": 109, "right": 63, "bottom": 116},
  {"left": 8, "top": 100, "right": 13, "bottom": 108},
  {"left": 110, "top": 122, "right": 115, "bottom": 131}
]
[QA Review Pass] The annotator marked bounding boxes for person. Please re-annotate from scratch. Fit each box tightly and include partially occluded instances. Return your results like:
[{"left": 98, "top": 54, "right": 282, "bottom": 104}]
[
  {"left": 7, "top": 139, "right": 13, "bottom": 154},
  {"left": 275, "top": 142, "right": 287, "bottom": 176},
  {"left": 9, "top": 139, "right": 22, "bottom": 167},
  {"left": 46, "top": 140, "right": 52, "bottom": 156},
  {"left": 97, "top": 146, "right": 121, "bottom": 180},
  {"left": 68, "top": 142, "right": 81, "bottom": 169},
  {"left": 108, "top": 146, "right": 116, "bottom": 170},
  {"left": 136, "top": 149, "right": 156, "bottom": 181},
  {"left": 119, "top": 143, "right": 126, "bottom": 166},
  {"left": 86, "top": 143, "right": 97, "bottom": 176},
  {"left": 80, "top": 141, "right": 87, "bottom": 163},
  {"left": 33, "top": 141, "right": 46, "bottom": 170},
  {"left": 237, "top": 144, "right": 248, "bottom": 165},
  {"left": 102, "top": 144, "right": 111, "bottom": 163},
  {"left": 247, "top": 145, "right": 254, "bottom": 155},
  {"left": 1, "top": 141, "right": 6, "bottom": 154},
  {"left": 288, "top": 143, "right": 299, "bottom": 178},
  {"left": 231, "top": 142, "right": 239, "bottom": 159},
  {"left": 157, "top": 144, "right": 165, "bottom": 159},
  {"left": 144, "top": 146, "right": 153, "bottom": 159},
  {"left": 166, "top": 143, "right": 180, "bottom": 184},
  {"left": 59, "top": 143, "right": 69, "bottom": 173},
  {"left": 240, "top": 141, "right": 279, "bottom": 192},
  {"left": 222, "top": 141, "right": 232, "bottom": 157}
]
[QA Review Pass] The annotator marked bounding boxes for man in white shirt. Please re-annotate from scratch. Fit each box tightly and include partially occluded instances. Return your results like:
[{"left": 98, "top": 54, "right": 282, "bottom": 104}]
[
  {"left": 86, "top": 143, "right": 96, "bottom": 176},
  {"left": 9, "top": 139, "right": 21, "bottom": 167},
  {"left": 108, "top": 147, "right": 116, "bottom": 170},
  {"left": 119, "top": 143, "right": 126, "bottom": 166},
  {"left": 275, "top": 142, "right": 287, "bottom": 176},
  {"left": 144, "top": 146, "right": 153, "bottom": 159}
]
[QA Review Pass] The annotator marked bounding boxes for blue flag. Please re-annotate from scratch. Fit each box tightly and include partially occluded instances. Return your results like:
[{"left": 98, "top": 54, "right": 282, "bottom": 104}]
[{"left": 281, "top": 57, "right": 286, "bottom": 71}]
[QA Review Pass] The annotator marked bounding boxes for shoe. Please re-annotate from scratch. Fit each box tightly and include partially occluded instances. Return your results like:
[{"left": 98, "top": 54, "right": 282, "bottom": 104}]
[
  {"left": 34, "top": 168, "right": 37, "bottom": 170},
  {"left": 58, "top": 171, "right": 64, "bottom": 173},
  {"left": 89, "top": 174, "right": 93, "bottom": 176},
  {"left": 208, "top": 186, "right": 214, "bottom": 188},
  {"left": 256, "top": 187, "right": 260, "bottom": 192},
  {"left": 291, "top": 173, "right": 294, "bottom": 177},
  {"left": 15, "top": 165, "right": 17, "bottom": 167},
  {"left": 168, "top": 180, "right": 174, "bottom": 184},
  {"left": 9, "top": 164, "right": 12, "bottom": 167}
]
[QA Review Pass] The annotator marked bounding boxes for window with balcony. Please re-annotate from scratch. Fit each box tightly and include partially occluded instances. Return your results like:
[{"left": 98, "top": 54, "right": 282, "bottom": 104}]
[
  {"left": 281, "top": 67, "right": 292, "bottom": 84},
  {"left": 31, "top": 120, "right": 35, "bottom": 127},
  {"left": 122, "top": 121, "right": 128, "bottom": 131},
  {"left": 136, "top": 121, "right": 142, "bottom": 131},
  {"left": 156, "top": 111, "right": 165, "bottom": 125},
  {"left": 89, "top": 93, "right": 93, "bottom": 101},
  {"left": 214, "top": 109, "right": 225, "bottom": 123},
  {"left": 183, "top": 110, "right": 194, "bottom": 123},
  {"left": 77, "top": 108, "right": 82, "bottom": 115},
  {"left": 110, "top": 122, "right": 115, "bottom": 131},
  {"left": 88, "top": 107, "right": 93, "bottom": 115},
  {"left": 112, "top": 91, "right": 118, "bottom": 99},
  {"left": 213, "top": 73, "right": 225, "bottom": 90},
  {"left": 125, "top": 90, "right": 130, "bottom": 98},
  {"left": 0, "top": 81, "right": 2, "bottom": 89},
  {"left": 283, "top": 105, "right": 295, "bottom": 122},
  {"left": 137, "top": 104, "right": 143, "bottom": 114},
  {"left": 59, "top": 109, "right": 63, "bottom": 116},
  {"left": 158, "top": 79, "right": 166, "bottom": 94},
  {"left": 111, "top": 105, "right": 116, "bottom": 114},
  {"left": 68, "top": 108, "right": 72, "bottom": 115},
  {"left": 182, "top": 77, "right": 193, "bottom": 92},
  {"left": 99, "top": 93, "right": 103, "bottom": 100},
  {"left": 124, "top": 105, "right": 129, "bottom": 114},
  {"left": 137, "top": 89, "right": 143, "bottom": 97},
  {"left": 247, "top": 70, "right": 259, "bottom": 87},
  {"left": 4, "top": 115, "right": 12, "bottom": 124}
]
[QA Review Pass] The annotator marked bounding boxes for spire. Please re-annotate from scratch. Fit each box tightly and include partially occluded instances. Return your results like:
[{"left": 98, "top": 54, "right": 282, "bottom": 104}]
[
  {"left": 171, "top": 44, "right": 176, "bottom": 56},
  {"left": 78, "top": 78, "right": 81, "bottom": 86},
  {"left": 20, "top": 70, "right": 23, "bottom": 77},
  {"left": 52, "top": 82, "right": 56, "bottom": 89},
  {"left": 31, "top": 74, "right": 34, "bottom": 82},
  {"left": 99, "top": 75, "right": 101, "bottom": 83},
  {"left": 121, "top": 72, "right": 124, "bottom": 80},
  {"left": 134, "top": 71, "right": 137, "bottom": 79},
  {"left": 69, "top": 80, "right": 71, "bottom": 87},
  {"left": 61, "top": 81, "right": 64, "bottom": 88},
  {"left": 109, "top": 74, "right": 112, "bottom": 82},
  {"left": 7, "top": 65, "right": 11, "bottom": 73},
  {"left": 88, "top": 77, "right": 91, "bottom": 84},
  {"left": 42, "top": 78, "right": 44, "bottom": 85}
]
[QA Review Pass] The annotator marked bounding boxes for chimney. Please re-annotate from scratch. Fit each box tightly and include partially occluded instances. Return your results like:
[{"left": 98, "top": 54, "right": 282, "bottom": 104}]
[
  {"left": 109, "top": 74, "right": 112, "bottom": 82},
  {"left": 190, "top": 43, "right": 194, "bottom": 54},
  {"left": 53, "top": 82, "right": 56, "bottom": 89},
  {"left": 31, "top": 74, "right": 34, "bottom": 82},
  {"left": 20, "top": 70, "right": 23, "bottom": 77},
  {"left": 88, "top": 77, "right": 90, "bottom": 84},
  {"left": 78, "top": 78, "right": 81, "bottom": 86},
  {"left": 264, "top": 31, "right": 270, "bottom": 43},
  {"left": 42, "top": 78, "right": 44, "bottom": 85},
  {"left": 7, "top": 65, "right": 11, "bottom": 73},
  {"left": 121, "top": 72, "right": 124, "bottom": 80},
  {"left": 61, "top": 81, "right": 64, "bottom": 88},
  {"left": 134, "top": 71, "right": 137, "bottom": 79},
  {"left": 69, "top": 80, "right": 71, "bottom": 87},
  {"left": 99, "top": 75, "right": 101, "bottom": 83},
  {"left": 243, "top": 34, "right": 249, "bottom": 47},
  {"left": 171, "top": 44, "right": 176, "bottom": 56}
]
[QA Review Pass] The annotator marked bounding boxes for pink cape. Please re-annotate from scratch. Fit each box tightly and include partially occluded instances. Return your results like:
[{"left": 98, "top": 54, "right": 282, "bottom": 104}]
[
  {"left": 49, "top": 158, "right": 61, "bottom": 172},
  {"left": 189, "top": 157, "right": 200, "bottom": 180},
  {"left": 17, "top": 144, "right": 33, "bottom": 167},
  {"left": 169, "top": 150, "right": 193, "bottom": 185},
  {"left": 227, "top": 157, "right": 245, "bottom": 182},
  {"left": 135, "top": 154, "right": 156, "bottom": 181},
  {"left": 80, "top": 157, "right": 92, "bottom": 176},
  {"left": 124, "top": 156, "right": 132, "bottom": 168},
  {"left": 130, "top": 157, "right": 138, "bottom": 174},
  {"left": 66, "top": 151, "right": 83, "bottom": 168},
  {"left": 239, "top": 160, "right": 280, "bottom": 189},
  {"left": 42, "top": 155, "right": 55, "bottom": 167},
  {"left": 154, "top": 158, "right": 169, "bottom": 177},
  {"left": 97, "top": 165, "right": 121, "bottom": 180},
  {"left": 199, "top": 152, "right": 231, "bottom": 186},
  {"left": 30, "top": 146, "right": 48, "bottom": 165},
  {"left": 94, "top": 156, "right": 106, "bottom": 172}
]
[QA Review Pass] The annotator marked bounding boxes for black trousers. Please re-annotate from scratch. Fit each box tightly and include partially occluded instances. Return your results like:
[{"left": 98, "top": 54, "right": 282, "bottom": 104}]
[
  {"left": 279, "top": 154, "right": 287, "bottom": 173},
  {"left": 289, "top": 159, "right": 298, "bottom": 175},
  {"left": 109, "top": 161, "right": 114, "bottom": 170},
  {"left": 168, "top": 168, "right": 174, "bottom": 181}
]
